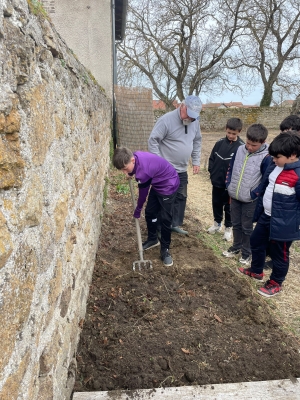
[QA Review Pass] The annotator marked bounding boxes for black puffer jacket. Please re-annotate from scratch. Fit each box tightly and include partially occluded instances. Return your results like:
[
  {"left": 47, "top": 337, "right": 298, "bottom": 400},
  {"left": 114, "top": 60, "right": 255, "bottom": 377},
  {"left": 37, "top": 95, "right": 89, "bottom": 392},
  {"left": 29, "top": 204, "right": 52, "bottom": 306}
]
[{"left": 208, "top": 136, "right": 244, "bottom": 188}]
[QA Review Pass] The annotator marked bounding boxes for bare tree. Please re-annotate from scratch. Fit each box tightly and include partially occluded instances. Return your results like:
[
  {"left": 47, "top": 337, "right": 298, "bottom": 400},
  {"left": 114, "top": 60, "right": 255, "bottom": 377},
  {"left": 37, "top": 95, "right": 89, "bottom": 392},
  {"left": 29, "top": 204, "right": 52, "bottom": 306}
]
[
  {"left": 292, "top": 95, "right": 300, "bottom": 114},
  {"left": 236, "top": 0, "right": 300, "bottom": 106},
  {"left": 118, "top": 0, "right": 245, "bottom": 108}
]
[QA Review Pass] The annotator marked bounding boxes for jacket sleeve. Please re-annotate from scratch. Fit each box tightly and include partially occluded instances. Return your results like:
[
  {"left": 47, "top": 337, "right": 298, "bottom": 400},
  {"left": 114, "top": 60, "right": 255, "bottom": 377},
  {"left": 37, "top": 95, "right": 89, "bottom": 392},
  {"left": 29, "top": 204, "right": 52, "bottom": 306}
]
[
  {"left": 225, "top": 152, "right": 236, "bottom": 188},
  {"left": 191, "top": 123, "right": 202, "bottom": 166},
  {"left": 251, "top": 155, "right": 273, "bottom": 199},
  {"left": 208, "top": 143, "right": 217, "bottom": 173},
  {"left": 295, "top": 175, "right": 300, "bottom": 201},
  {"left": 148, "top": 118, "right": 166, "bottom": 156},
  {"left": 134, "top": 185, "right": 150, "bottom": 218}
]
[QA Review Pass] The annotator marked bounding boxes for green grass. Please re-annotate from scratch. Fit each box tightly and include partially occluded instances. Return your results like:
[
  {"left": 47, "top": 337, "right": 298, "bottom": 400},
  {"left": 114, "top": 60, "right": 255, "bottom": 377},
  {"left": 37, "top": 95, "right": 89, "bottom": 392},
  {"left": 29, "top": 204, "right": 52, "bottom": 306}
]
[
  {"left": 27, "top": 0, "right": 48, "bottom": 18},
  {"left": 116, "top": 183, "right": 130, "bottom": 195}
]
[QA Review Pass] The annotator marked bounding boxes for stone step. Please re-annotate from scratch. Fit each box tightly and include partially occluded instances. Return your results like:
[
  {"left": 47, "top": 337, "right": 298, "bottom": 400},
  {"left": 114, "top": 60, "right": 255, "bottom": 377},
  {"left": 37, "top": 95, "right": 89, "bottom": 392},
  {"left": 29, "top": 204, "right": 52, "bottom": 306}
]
[{"left": 73, "top": 378, "right": 300, "bottom": 399}]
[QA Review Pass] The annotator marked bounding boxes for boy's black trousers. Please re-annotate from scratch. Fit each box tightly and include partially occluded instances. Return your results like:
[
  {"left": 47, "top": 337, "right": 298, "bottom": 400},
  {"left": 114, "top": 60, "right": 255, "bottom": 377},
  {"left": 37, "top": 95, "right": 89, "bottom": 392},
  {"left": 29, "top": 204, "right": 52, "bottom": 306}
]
[
  {"left": 211, "top": 186, "right": 232, "bottom": 227},
  {"left": 250, "top": 212, "right": 292, "bottom": 284},
  {"left": 145, "top": 188, "right": 177, "bottom": 251}
]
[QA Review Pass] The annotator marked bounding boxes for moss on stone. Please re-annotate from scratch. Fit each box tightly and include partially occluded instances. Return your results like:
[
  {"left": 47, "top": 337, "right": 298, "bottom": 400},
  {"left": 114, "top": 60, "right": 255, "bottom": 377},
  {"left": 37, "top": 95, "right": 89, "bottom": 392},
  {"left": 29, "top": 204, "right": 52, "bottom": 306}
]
[{"left": 27, "top": 0, "right": 48, "bottom": 18}]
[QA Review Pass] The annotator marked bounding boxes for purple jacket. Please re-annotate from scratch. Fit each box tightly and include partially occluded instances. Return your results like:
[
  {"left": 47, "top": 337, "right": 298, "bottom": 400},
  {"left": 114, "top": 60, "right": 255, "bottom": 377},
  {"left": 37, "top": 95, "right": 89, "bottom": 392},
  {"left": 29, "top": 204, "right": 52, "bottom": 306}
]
[{"left": 129, "top": 151, "right": 180, "bottom": 218}]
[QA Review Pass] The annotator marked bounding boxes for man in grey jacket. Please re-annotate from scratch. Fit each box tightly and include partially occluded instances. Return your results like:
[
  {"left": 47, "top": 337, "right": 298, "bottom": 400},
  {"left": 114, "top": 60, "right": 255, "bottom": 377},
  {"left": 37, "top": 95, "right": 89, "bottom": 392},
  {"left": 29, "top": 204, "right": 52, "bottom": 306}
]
[{"left": 148, "top": 95, "right": 202, "bottom": 235}]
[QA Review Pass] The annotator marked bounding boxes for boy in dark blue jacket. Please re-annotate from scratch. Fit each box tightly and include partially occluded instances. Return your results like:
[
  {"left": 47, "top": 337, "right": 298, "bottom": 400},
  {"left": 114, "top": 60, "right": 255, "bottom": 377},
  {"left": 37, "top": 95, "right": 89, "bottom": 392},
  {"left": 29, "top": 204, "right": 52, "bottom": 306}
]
[
  {"left": 207, "top": 118, "right": 244, "bottom": 241},
  {"left": 113, "top": 147, "right": 180, "bottom": 267},
  {"left": 238, "top": 133, "right": 300, "bottom": 297}
]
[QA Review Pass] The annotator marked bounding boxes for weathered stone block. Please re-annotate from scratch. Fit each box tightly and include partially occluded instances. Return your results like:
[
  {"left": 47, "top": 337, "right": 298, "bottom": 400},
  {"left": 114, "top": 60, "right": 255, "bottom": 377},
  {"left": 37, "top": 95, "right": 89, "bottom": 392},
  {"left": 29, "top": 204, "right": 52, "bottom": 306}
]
[
  {"left": 60, "top": 286, "right": 72, "bottom": 318},
  {"left": 37, "top": 375, "right": 54, "bottom": 400},
  {"left": 0, "top": 352, "right": 30, "bottom": 400},
  {"left": 0, "top": 135, "right": 25, "bottom": 189},
  {"left": 0, "top": 211, "right": 13, "bottom": 268},
  {"left": 54, "top": 192, "right": 69, "bottom": 241}
]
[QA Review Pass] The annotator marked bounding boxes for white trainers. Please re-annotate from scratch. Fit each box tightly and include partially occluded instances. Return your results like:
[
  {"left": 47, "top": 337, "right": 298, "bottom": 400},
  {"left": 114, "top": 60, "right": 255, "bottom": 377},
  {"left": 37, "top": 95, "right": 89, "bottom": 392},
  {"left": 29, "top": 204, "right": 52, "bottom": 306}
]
[
  {"left": 223, "top": 227, "right": 232, "bottom": 241},
  {"left": 239, "top": 256, "right": 251, "bottom": 265},
  {"left": 207, "top": 221, "right": 221, "bottom": 234}
]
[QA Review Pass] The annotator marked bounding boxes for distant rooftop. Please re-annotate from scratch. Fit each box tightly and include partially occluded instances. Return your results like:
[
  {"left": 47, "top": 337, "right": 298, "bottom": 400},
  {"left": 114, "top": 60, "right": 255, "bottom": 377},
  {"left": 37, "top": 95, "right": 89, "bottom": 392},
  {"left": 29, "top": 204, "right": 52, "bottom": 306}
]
[{"left": 153, "top": 100, "right": 180, "bottom": 110}]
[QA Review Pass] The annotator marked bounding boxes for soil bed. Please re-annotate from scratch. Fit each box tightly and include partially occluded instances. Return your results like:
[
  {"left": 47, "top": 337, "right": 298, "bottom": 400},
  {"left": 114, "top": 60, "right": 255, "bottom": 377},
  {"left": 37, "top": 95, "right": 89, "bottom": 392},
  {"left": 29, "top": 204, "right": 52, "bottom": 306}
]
[{"left": 74, "top": 168, "right": 300, "bottom": 393}]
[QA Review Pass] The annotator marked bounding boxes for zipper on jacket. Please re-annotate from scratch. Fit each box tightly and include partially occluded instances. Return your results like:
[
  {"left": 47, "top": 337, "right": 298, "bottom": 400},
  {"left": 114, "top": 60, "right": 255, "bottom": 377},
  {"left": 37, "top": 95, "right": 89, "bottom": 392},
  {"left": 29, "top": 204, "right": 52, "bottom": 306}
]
[{"left": 236, "top": 153, "right": 252, "bottom": 199}]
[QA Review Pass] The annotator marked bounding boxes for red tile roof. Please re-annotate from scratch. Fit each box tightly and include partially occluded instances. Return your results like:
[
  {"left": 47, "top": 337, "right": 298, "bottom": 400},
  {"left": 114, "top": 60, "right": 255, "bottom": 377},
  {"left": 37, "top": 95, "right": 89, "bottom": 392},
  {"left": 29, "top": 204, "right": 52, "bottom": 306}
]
[{"left": 153, "top": 100, "right": 180, "bottom": 110}]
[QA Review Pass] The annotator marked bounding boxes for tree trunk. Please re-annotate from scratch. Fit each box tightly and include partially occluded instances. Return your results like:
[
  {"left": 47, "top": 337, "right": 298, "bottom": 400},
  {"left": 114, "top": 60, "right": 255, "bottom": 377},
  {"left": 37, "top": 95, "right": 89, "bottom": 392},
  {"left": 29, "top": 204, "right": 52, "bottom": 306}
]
[
  {"left": 260, "top": 86, "right": 273, "bottom": 107},
  {"left": 291, "top": 95, "right": 300, "bottom": 114}
]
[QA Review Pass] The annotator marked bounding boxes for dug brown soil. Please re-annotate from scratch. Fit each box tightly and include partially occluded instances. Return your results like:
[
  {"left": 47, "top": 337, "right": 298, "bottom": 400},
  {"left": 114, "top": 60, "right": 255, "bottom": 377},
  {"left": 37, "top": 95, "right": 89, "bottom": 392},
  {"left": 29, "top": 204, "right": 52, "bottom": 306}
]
[{"left": 74, "top": 161, "right": 300, "bottom": 393}]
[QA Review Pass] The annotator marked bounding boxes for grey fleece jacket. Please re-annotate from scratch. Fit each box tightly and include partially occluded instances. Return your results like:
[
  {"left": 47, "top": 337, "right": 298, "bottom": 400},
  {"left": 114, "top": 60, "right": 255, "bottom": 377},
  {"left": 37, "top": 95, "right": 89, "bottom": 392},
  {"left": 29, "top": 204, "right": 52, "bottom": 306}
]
[{"left": 148, "top": 108, "right": 202, "bottom": 173}]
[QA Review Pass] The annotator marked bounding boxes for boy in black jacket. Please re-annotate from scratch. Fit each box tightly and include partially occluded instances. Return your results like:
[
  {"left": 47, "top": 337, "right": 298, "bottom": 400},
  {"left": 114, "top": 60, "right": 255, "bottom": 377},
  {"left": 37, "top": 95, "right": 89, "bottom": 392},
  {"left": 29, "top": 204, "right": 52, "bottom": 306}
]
[{"left": 207, "top": 118, "right": 244, "bottom": 240}]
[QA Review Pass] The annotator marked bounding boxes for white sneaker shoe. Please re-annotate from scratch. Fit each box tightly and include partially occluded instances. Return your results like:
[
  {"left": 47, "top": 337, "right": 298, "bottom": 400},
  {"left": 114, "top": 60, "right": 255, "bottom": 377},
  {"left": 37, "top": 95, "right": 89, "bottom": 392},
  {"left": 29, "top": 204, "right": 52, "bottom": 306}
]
[
  {"left": 223, "top": 227, "right": 232, "bottom": 241},
  {"left": 207, "top": 221, "right": 221, "bottom": 234},
  {"left": 239, "top": 256, "right": 251, "bottom": 265}
]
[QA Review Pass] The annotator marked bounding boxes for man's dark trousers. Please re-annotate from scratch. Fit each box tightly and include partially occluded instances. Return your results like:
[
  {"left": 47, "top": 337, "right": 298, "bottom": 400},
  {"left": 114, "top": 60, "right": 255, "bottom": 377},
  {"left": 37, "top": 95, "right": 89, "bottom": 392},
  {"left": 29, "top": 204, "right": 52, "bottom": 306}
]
[{"left": 172, "top": 171, "right": 188, "bottom": 227}]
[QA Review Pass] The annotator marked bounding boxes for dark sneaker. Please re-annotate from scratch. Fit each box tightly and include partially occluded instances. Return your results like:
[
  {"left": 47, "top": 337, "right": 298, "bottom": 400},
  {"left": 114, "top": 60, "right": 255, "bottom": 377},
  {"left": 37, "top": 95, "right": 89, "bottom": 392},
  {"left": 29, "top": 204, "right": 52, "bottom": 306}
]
[
  {"left": 237, "top": 267, "right": 264, "bottom": 281},
  {"left": 257, "top": 280, "right": 282, "bottom": 297},
  {"left": 161, "top": 249, "right": 173, "bottom": 267},
  {"left": 239, "top": 255, "right": 251, "bottom": 265},
  {"left": 222, "top": 246, "right": 240, "bottom": 258},
  {"left": 142, "top": 239, "right": 159, "bottom": 251}
]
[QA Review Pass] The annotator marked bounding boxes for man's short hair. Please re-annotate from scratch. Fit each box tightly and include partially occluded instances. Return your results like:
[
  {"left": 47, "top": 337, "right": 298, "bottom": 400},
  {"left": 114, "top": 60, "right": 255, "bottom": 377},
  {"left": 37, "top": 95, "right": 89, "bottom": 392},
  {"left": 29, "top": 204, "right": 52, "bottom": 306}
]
[
  {"left": 112, "top": 147, "right": 133, "bottom": 169},
  {"left": 279, "top": 115, "right": 300, "bottom": 132},
  {"left": 226, "top": 118, "right": 243, "bottom": 132},
  {"left": 246, "top": 123, "right": 268, "bottom": 143},
  {"left": 269, "top": 132, "right": 300, "bottom": 158}
]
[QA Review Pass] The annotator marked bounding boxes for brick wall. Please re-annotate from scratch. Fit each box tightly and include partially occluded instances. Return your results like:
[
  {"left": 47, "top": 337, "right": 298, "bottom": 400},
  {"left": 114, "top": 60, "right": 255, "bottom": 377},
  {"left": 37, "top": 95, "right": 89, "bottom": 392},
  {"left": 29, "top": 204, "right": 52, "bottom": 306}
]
[{"left": 115, "top": 86, "right": 154, "bottom": 151}]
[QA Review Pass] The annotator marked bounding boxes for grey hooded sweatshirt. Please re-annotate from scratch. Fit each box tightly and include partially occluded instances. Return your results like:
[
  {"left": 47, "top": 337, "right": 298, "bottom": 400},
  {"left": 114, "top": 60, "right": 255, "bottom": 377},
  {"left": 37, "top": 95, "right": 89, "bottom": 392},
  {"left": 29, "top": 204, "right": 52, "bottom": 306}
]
[{"left": 148, "top": 108, "right": 202, "bottom": 173}]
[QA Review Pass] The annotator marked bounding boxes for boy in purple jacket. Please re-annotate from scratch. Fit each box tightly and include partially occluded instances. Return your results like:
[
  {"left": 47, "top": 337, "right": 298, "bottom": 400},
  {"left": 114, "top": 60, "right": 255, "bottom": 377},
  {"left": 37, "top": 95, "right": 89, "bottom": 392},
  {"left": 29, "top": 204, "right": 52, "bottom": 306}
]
[{"left": 113, "top": 147, "right": 180, "bottom": 267}]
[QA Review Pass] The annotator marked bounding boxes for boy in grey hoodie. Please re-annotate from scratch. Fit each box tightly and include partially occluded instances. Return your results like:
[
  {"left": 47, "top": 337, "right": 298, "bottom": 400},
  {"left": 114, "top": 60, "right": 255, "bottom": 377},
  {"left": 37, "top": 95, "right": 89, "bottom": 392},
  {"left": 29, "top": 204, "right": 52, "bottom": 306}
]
[{"left": 223, "top": 124, "right": 272, "bottom": 264}]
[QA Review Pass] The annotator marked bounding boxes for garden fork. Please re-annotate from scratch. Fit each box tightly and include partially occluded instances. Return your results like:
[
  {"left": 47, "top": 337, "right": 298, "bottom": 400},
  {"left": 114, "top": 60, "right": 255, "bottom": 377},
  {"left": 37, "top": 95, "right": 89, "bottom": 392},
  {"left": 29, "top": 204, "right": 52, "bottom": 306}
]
[{"left": 129, "top": 179, "right": 152, "bottom": 271}]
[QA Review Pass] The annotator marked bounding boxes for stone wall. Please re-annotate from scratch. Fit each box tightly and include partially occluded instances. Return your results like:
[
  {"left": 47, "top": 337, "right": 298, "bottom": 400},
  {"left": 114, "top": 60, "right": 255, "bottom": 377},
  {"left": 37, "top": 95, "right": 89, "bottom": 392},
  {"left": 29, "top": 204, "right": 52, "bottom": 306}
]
[
  {"left": 118, "top": 102, "right": 292, "bottom": 152},
  {"left": 155, "top": 106, "right": 292, "bottom": 131},
  {"left": 199, "top": 106, "right": 292, "bottom": 132},
  {"left": 0, "top": 1, "right": 111, "bottom": 399},
  {"left": 115, "top": 86, "right": 154, "bottom": 151}
]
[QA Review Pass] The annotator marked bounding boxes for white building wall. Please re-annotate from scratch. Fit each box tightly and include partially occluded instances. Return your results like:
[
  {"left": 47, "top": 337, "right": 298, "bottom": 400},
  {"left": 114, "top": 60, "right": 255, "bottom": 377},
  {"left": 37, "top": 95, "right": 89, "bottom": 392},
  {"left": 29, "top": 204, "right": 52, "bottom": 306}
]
[{"left": 42, "top": 0, "right": 113, "bottom": 97}]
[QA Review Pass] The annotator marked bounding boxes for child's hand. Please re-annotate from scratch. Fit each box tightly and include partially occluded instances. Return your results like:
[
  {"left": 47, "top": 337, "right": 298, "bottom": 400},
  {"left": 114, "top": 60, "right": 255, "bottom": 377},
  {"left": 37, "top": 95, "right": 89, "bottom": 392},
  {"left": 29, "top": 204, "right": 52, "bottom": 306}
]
[
  {"left": 133, "top": 207, "right": 141, "bottom": 219},
  {"left": 193, "top": 165, "right": 200, "bottom": 174}
]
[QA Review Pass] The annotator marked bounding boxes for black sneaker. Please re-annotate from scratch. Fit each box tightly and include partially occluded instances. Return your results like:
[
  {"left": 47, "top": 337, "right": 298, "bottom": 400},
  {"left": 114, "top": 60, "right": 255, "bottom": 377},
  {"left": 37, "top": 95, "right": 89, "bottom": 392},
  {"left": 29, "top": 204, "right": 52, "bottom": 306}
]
[
  {"left": 161, "top": 249, "right": 173, "bottom": 267},
  {"left": 142, "top": 239, "right": 159, "bottom": 251}
]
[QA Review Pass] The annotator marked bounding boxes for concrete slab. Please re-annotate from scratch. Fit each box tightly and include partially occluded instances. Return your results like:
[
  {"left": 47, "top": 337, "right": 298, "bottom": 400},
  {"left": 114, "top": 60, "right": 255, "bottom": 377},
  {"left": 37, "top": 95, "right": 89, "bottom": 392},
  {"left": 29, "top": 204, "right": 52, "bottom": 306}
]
[{"left": 73, "top": 378, "right": 300, "bottom": 399}]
